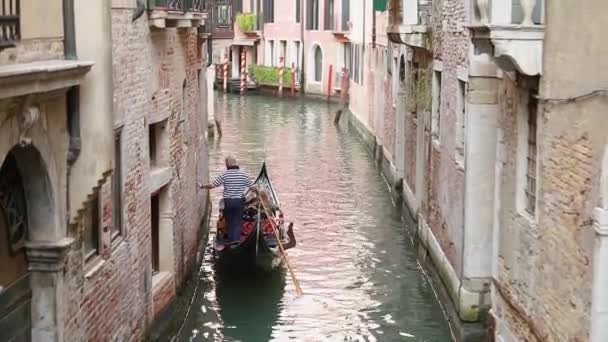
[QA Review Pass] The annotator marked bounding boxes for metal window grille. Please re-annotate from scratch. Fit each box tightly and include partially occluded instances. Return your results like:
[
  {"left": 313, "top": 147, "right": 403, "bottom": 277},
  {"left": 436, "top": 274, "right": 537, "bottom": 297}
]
[{"left": 525, "top": 97, "right": 538, "bottom": 215}]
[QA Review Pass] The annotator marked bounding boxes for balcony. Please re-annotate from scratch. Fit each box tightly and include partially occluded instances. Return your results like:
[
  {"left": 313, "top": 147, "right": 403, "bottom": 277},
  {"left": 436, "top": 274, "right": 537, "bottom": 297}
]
[
  {"left": 148, "top": 0, "right": 207, "bottom": 29},
  {"left": 387, "top": 0, "right": 432, "bottom": 50},
  {"left": 470, "top": 0, "right": 545, "bottom": 76},
  {"left": 0, "top": 0, "right": 20, "bottom": 49}
]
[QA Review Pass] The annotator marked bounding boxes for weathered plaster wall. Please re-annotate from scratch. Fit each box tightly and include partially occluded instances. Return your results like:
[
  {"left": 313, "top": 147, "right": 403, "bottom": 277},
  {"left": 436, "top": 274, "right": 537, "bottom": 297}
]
[
  {"left": 493, "top": 0, "right": 608, "bottom": 340},
  {"left": 70, "top": 0, "right": 115, "bottom": 220}
]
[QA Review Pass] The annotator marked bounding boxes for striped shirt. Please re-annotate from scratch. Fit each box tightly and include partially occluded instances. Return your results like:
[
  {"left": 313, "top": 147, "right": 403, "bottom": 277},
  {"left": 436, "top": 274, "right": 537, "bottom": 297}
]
[{"left": 211, "top": 169, "right": 255, "bottom": 198}]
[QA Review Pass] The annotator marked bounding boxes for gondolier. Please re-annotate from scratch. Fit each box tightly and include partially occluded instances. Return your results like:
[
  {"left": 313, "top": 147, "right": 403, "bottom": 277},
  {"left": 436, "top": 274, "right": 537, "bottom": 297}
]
[{"left": 200, "top": 155, "right": 256, "bottom": 243}]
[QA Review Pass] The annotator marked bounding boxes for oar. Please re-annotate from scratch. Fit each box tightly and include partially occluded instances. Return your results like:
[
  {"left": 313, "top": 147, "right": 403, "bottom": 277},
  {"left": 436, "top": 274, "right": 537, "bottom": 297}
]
[{"left": 259, "top": 200, "right": 303, "bottom": 297}]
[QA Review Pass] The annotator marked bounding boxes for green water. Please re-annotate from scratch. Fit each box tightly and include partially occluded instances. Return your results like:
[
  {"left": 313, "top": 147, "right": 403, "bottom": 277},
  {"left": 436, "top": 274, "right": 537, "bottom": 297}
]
[{"left": 165, "top": 94, "right": 452, "bottom": 341}]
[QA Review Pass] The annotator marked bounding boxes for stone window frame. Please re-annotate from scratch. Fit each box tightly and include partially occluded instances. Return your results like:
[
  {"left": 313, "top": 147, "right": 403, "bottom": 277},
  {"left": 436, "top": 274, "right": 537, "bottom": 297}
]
[
  {"left": 313, "top": 44, "right": 323, "bottom": 83},
  {"left": 148, "top": 120, "right": 170, "bottom": 170},
  {"left": 112, "top": 128, "right": 124, "bottom": 241},
  {"left": 515, "top": 90, "right": 539, "bottom": 220},
  {"left": 431, "top": 62, "right": 442, "bottom": 144},
  {"left": 150, "top": 187, "right": 174, "bottom": 277},
  {"left": 83, "top": 190, "right": 101, "bottom": 262},
  {"left": 455, "top": 79, "right": 467, "bottom": 168}
]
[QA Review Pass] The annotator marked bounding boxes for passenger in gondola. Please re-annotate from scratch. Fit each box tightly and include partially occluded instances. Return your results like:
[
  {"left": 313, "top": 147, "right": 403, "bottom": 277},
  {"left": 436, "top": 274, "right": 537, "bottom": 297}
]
[{"left": 200, "top": 155, "right": 257, "bottom": 243}]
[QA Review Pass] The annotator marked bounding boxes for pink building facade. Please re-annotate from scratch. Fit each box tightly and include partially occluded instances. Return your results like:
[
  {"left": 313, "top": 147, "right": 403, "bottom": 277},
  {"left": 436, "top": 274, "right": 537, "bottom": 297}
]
[{"left": 218, "top": 0, "right": 352, "bottom": 95}]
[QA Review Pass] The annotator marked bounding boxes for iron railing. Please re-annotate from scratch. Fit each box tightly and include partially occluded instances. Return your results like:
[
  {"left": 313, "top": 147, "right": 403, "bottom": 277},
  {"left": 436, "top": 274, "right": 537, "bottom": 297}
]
[
  {"left": 148, "top": 0, "right": 206, "bottom": 12},
  {"left": 0, "top": 0, "right": 20, "bottom": 49}
]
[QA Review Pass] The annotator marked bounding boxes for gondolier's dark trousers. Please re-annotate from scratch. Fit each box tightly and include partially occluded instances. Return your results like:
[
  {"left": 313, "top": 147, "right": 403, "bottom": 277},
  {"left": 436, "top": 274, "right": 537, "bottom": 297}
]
[{"left": 224, "top": 198, "right": 245, "bottom": 242}]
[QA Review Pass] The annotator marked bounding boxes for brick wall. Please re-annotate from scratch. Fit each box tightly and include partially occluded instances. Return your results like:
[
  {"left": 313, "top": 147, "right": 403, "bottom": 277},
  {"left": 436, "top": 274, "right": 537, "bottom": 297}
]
[
  {"left": 493, "top": 73, "right": 606, "bottom": 341},
  {"left": 420, "top": 0, "right": 470, "bottom": 277},
  {"left": 61, "top": 8, "right": 208, "bottom": 341}
]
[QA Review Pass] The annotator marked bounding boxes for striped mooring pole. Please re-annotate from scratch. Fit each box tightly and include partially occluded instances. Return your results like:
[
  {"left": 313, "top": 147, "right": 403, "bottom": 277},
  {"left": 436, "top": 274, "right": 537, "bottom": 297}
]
[
  {"left": 223, "top": 50, "right": 228, "bottom": 93},
  {"left": 291, "top": 62, "right": 296, "bottom": 96},
  {"left": 327, "top": 64, "right": 333, "bottom": 101},
  {"left": 240, "top": 49, "right": 246, "bottom": 95},
  {"left": 278, "top": 57, "right": 285, "bottom": 97}
]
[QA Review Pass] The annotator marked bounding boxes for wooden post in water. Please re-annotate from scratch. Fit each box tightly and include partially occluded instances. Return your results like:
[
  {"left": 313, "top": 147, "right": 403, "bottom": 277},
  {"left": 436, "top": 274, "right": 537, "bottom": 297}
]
[
  {"left": 327, "top": 64, "right": 333, "bottom": 101},
  {"left": 291, "top": 63, "right": 296, "bottom": 96},
  {"left": 223, "top": 50, "right": 228, "bottom": 93},
  {"left": 278, "top": 56, "right": 285, "bottom": 97},
  {"left": 240, "top": 48, "right": 246, "bottom": 95}
]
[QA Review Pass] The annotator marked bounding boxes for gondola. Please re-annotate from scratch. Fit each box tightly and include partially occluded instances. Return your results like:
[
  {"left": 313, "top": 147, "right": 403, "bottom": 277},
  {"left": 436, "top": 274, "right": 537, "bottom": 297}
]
[{"left": 213, "top": 162, "right": 296, "bottom": 272}]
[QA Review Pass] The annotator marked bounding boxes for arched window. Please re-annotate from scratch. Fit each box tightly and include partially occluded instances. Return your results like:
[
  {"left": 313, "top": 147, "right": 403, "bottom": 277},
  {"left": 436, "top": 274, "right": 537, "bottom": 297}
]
[{"left": 314, "top": 45, "right": 323, "bottom": 82}]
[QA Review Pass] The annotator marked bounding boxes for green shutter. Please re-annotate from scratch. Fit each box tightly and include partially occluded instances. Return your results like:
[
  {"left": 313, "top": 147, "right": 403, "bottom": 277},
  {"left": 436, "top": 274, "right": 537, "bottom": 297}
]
[{"left": 373, "top": 0, "right": 388, "bottom": 11}]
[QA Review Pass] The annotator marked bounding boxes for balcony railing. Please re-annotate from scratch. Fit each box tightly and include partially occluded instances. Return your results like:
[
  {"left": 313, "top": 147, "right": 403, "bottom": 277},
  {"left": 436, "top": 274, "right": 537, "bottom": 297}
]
[
  {"left": 148, "top": 0, "right": 206, "bottom": 12},
  {"left": 472, "top": 0, "right": 545, "bottom": 76},
  {"left": 476, "top": 0, "right": 544, "bottom": 26},
  {"left": 387, "top": 0, "right": 431, "bottom": 49},
  {"left": 0, "top": 0, "right": 20, "bottom": 49}
]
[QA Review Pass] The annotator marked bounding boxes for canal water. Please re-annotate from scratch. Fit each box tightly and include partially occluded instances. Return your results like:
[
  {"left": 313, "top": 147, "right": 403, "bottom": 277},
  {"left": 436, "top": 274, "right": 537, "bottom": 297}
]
[{"left": 168, "top": 94, "right": 451, "bottom": 341}]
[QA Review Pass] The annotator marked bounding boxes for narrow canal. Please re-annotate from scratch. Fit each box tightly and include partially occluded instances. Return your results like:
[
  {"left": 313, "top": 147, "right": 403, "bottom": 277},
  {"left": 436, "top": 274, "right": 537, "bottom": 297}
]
[{"left": 167, "top": 94, "right": 451, "bottom": 341}]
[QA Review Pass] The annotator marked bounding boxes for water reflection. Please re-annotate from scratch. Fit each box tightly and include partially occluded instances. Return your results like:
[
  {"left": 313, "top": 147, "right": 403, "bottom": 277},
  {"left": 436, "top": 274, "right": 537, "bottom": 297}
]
[
  {"left": 169, "top": 93, "right": 451, "bottom": 342},
  {"left": 216, "top": 271, "right": 285, "bottom": 341}
]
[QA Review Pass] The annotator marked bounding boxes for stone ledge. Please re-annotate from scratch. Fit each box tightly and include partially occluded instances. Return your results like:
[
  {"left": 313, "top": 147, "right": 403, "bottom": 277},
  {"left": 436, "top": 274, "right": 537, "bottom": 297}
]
[
  {"left": 149, "top": 166, "right": 173, "bottom": 195},
  {"left": 0, "top": 60, "right": 94, "bottom": 99}
]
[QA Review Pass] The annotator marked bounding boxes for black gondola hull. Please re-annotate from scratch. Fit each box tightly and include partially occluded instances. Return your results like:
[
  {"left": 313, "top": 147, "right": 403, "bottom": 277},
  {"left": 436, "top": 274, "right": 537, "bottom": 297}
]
[{"left": 213, "top": 162, "right": 294, "bottom": 273}]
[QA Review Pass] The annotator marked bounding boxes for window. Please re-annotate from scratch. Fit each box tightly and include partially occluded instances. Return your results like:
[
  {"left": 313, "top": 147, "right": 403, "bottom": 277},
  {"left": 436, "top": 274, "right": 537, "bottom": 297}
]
[
  {"left": 280, "top": 40, "right": 287, "bottom": 63},
  {"left": 314, "top": 45, "right": 323, "bottom": 82},
  {"left": 235, "top": 0, "right": 243, "bottom": 13},
  {"left": 263, "top": 0, "right": 274, "bottom": 23},
  {"left": 150, "top": 188, "right": 173, "bottom": 275},
  {"left": 151, "top": 193, "right": 160, "bottom": 273},
  {"left": 0, "top": 0, "right": 19, "bottom": 49},
  {"left": 525, "top": 96, "right": 538, "bottom": 215},
  {"left": 341, "top": 0, "right": 350, "bottom": 31},
  {"left": 432, "top": 70, "right": 442, "bottom": 141},
  {"left": 324, "top": 0, "right": 334, "bottom": 30},
  {"left": 295, "top": 41, "right": 301, "bottom": 70},
  {"left": 215, "top": 5, "right": 231, "bottom": 27},
  {"left": 84, "top": 192, "right": 100, "bottom": 261},
  {"left": 344, "top": 43, "right": 351, "bottom": 75},
  {"left": 455, "top": 80, "right": 466, "bottom": 166},
  {"left": 149, "top": 125, "right": 157, "bottom": 167},
  {"left": 112, "top": 129, "right": 123, "bottom": 239},
  {"left": 270, "top": 40, "right": 275, "bottom": 66},
  {"left": 296, "top": 0, "right": 301, "bottom": 22},
  {"left": 307, "top": 0, "right": 319, "bottom": 30}
]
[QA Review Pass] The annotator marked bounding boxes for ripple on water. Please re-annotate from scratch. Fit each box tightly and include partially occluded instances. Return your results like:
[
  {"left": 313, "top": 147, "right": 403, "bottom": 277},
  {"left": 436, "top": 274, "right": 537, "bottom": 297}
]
[{"left": 170, "top": 94, "right": 451, "bottom": 342}]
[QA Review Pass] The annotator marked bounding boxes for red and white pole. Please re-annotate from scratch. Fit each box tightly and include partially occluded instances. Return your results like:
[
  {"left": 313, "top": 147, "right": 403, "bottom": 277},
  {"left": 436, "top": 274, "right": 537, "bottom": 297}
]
[
  {"left": 327, "top": 64, "right": 333, "bottom": 101},
  {"left": 291, "top": 62, "right": 296, "bottom": 96},
  {"left": 240, "top": 49, "right": 246, "bottom": 95},
  {"left": 223, "top": 50, "right": 228, "bottom": 93},
  {"left": 278, "top": 57, "right": 285, "bottom": 97}
]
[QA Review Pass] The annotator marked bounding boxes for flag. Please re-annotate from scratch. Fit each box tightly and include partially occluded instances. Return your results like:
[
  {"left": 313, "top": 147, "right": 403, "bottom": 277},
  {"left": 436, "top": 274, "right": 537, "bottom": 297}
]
[{"left": 373, "top": 0, "right": 388, "bottom": 11}]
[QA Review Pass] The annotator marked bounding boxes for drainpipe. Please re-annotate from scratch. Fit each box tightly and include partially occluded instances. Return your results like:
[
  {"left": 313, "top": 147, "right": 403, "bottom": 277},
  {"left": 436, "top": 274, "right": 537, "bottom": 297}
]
[
  {"left": 372, "top": 2, "right": 376, "bottom": 48},
  {"left": 64, "top": 0, "right": 80, "bottom": 164},
  {"left": 64, "top": 0, "right": 80, "bottom": 228},
  {"left": 300, "top": 0, "right": 305, "bottom": 94}
]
